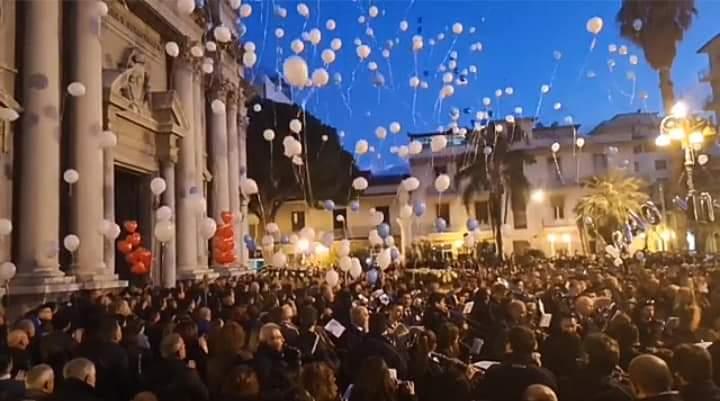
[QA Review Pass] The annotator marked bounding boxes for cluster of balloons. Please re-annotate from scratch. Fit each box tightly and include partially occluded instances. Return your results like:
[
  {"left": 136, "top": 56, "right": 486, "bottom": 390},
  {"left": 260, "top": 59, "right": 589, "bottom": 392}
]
[
  {"left": 117, "top": 221, "right": 152, "bottom": 275},
  {"left": 213, "top": 212, "right": 236, "bottom": 266}
]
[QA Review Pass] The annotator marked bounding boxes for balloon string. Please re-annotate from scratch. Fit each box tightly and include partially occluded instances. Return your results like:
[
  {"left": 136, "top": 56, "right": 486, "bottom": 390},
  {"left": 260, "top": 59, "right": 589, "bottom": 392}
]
[
  {"left": 411, "top": 89, "right": 418, "bottom": 126},
  {"left": 256, "top": 193, "right": 267, "bottom": 225},
  {"left": 552, "top": 152, "right": 564, "bottom": 184},
  {"left": 256, "top": 1, "right": 271, "bottom": 71}
]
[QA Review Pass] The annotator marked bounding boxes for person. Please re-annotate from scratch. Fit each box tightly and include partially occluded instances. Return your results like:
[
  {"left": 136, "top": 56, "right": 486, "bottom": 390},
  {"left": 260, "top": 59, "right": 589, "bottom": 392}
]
[
  {"left": 671, "top": 344, "right": 720, "bottom": 401},
  {"left": 76, "top": 317, "right": 130, "bottom": 401},
  {"left": 132, "top": 392, "right": 159, "bottom": 401},
  {"left": 523, "top": 385, "right": 558, "bottom": 401},
  {"left": 7, "top": 330, "right": 31, "bottom": 378},
  {"left": 296, "top": 306, "right": 339, "bottom": 371},
  {"left": 422, "top": 293, "right": 449, "bottom": 334},
  {"left": 477, "top": 326, "right": 558, "bottom": 401},
  {"left": 146, "top": 333, "right": 209, "bottom": 401},
  {"left": 174, "top": 319, "right": 208, "bottom": 380},
  {"left": 566, "top": 333, "right": 632, "bottom": 401},
  {"left": 253, "top": 323, "right": 297, "bottom": 401},
  {"left": 279, "top": 305, "right": 300, "bottom": 347},
  {"left": 218, "top": 366, "right": 260, "bottom": 401},
  {"left": 36, "top": 313, "right": 75, "bottom": 390},
  {"left": 298, "top": 362, "right": 339, "bottom": 401},
  {"left": 347, "top": 357, "right": 414, "bottom": 401},
  {"left": 540, "top": 314, "right": 582, "bottom": 384},
  {"left": 574, "top": 296, "right": 598, "bottom": 336},
  {"left": 627, "top": 354, "right": 681, "bottom": 401},
  {"left": 206, "top": 322, "right": 253, "bottom": 397},
  {"left": 23, "top": 364, "right": 54, "bottom": 401},
  {"left": 347, "top": 313, "right": 407, "bottom": 380},
  {"left": 0, "top": 352, "right": 24, "bottom": 401},
  {"left": 52, "top": 358, "right": 100, "bottom": 401}
]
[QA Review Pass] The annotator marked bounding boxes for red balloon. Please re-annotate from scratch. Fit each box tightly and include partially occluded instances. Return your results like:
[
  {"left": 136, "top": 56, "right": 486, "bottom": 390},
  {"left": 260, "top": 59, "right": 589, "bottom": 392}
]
[
  {"left": 216, "top": 224, "right": 233, "bottom": 239},
  {"left": 117, "top": 240, "right": 133, "bottom": 254},
  {"left": 215, "top": 239, "right": 234, "bottom": 253},
  {"left": 141, "top": 250, "right": 152, "bottom": 267},
  {"left": 124, "top": 220, "right": 138, "bottom": 234},
  {"left": 130, "top": 232, "right": 142, "bottom": 247},
  {"left": 131, "top": 261, "right": 147, "bottom": 275},
  {"left": 221, "top": 211, "right": 234, "bottom": 224}
]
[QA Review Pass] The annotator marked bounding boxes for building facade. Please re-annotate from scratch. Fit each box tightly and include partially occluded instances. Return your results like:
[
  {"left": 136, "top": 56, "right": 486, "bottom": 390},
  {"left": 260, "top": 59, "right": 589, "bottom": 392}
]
[
  {"left": 274, "top": 113, "right": 682, "bottom": 257},
  {"left": 699, "top": 33, "right": 720, "bottom": 122},
  {"left": 0, "top": 0, "right": 249, "bottom": 302}
]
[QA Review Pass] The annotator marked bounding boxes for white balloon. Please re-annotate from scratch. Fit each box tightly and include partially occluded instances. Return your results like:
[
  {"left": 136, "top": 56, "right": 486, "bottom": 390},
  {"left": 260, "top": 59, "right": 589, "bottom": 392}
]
[
  {"left": 409, "top": 76, "right": 420, "bottom": 88},
  {"left": 283, "top": 137, "right": 302, "bottom": 157},
  {"left": 312, "top": 68, "right": 330, "bottom": 87},
  {"left": 586, "top": 16, "right": 604, "bottom": 35},
  {"left": 240, "top": 178, "right": 259, "bottom": 196},
  {"left": 443, "top": 72, "right": 454, "bottom": 84},
  {"left": 369, "top": 5, "right": 379, "bottom": 18},
  {"left": 154, "top": 221, "right": 175, "bottom": 243},
  {"left": 339, "top": 256, "right": 352, "bottom": 272},
  {"left": 150, "top": 177, "right": 167, "bottom": 195},
  {"left": 632, "top": 18, "right": 643, "bottom": 31},
  {"left": 63, "top": 169, "right": 79, "bottom": 184},
  {"left": 189, "top": 45, "right": 204, "bottom": 58},
  {"left": 551, "top": 142, "right": 560, "bottom": 153},
  {"left": 263, "top": 129, "right": 275, "bottom": 141},
  {"left": 67, "top": 82, "right": 86, "bottom": 97},
  {"left": 402, "top": 177, "right": 420, "bottom": 192},
  {"left": 440, "top": 85, "right": 455, "bottom": 98},
  {"left": 291, "top": 39, "right": 305, "bottom": 54},
  {"left": 164, "top": 42, "right": 180, "bottom": 57},
  {"left": 275, "top": 28, "right": 285, "bottom": 39},
  {"left": 389, "top": 122, "right": 401, "bottom": 134},
  {"left": 211, "top": 99, "right": 226, "bottom": 114},
  {"left": 382, "top": 49, "right": 391, "bottom": 59},
  {"left": 325, "top": 270, "right": 340, "bottom": 287},
  {"left": 355, "top": 139, "right": 369, "bottom": 155},
  {"left": 99, "top": 130, "right": 117, "bottom": 148},
  {"left": 619, "top": 45, "right": 628, "bottom": 55},
  {"left": 0, "top": 262, "right": 16, "bottom": 281},
  {"left": 408, "top": 140, "right": 423, "bottom": 155},
  {"left": 352, "top": 177, "right": 369, "bottom": 191},
  {"left": 608, "top": 44, "right": 618, "bottom": 53},
  {"left": 553, "top": 102, "right": 562, "bottom": 111},
  {"left": 349, "top": 258, "right": 362, "bottom": 278},
  {"left": 242, "top": 49, "right": 257, "bottom": 67},
  {"left": 377, "top": 248, "right": 392, "bottom": 270},
  {"left": 357, "top": 15, "right": 366, "bottom": 24},
  {"left": 283, "top": 56, "right": 309, "bottom": 87},
  {"left": 397, "top": 146, "right": 409, "bottom": 159},
  {"left": 400, "top": 204, "right": 413, "bottom": 219},
  {"left": 176, "top": 0, "right": 195, "bottom": 15},
  {"left": 540, "top": 84, "right": 551, "bottom": 94},
  {"left": 0, "top": 219, "right": 12, "bottom": 236},
  {"left": 371, "top": 211, "right": 384, "bottom": 227},
  {"left": 261, "top": 234, "right": 274, "bottom": 248},
  {"left": 400, "top": 20, "right": 409, "bottom": 31},
  {"left": 271, "top": 252, "right": 287, "bottom": 267},
  {"left": 213, "top": 26, "right": 232, "bottom": 43},
  {"left": 309, "top": 28, "right": 322, "bottom": 45},
  {"left": 229, "top": 0, "right": 241, "bottom": 9},
  {"left": 289, "top": 119, "right": 303, "bottom": 134},
  {"left": 431, "top": 135, "right": 448, "bottom": 152},
  {"left": 265, "top": 222, "right": 279, "bottom": 234},
  {"left": 107, "top": 223, "right": 121, "bottom": 240},
  {"left": 201, "top": 62, "right": 214, "bottom": 74},
  {"left": 300, "top": 226, "right": 316, "bottom": 241},
  {"left": 367, "top": 61, "right": 378, "bottom": 71},
  {"left": 199, "top": 217, "right": 217, "bottom": 239},
  {"left": 338, "top": 239, "right": 351, "bottom": 257},
  {"left": 412, "top": 36, "right": 424, "bottom": 51},
  {"left": 63, "top": 234, "right": 80, "bottom": 252},
  {"left": 629, "top": 54, "right": 639, "bottom": 65},
  {"left": 326, "top": 19, "right": 336, "bottom": 31},
  {"left": 156, "top": 206, "right": 172, "bottom": 221},
  {"left": 330, "top": 38, "right": 342, "bottom": 51},
  {"left": 356, "top": 44, "right": 371, "bottom": 60},
  {"left": 297, "top": 2, "right": 310, "bottom": 17},
  {"left": 375, "top": 126, "right": 387, "bottom": 140},
  {"left": 321, "top": 49, "right": 336, "bottom": 64},
  {"left": 239, "top": 3, "right": 252, "bottom": 17},
  {"left": 434, "top": 174, "right": 451, "bottom": 193},
  {"left": 452, "top": 22, "right": 464, "bottom": 35},
  {"left": 464, "top": 235, "right": 476, "bottom": 248}
]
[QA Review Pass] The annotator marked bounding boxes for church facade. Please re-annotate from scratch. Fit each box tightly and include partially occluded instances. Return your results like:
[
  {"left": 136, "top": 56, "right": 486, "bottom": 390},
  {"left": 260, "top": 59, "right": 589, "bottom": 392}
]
[{"left": 0, "top": 0, "right": 249, "bottom": 302}]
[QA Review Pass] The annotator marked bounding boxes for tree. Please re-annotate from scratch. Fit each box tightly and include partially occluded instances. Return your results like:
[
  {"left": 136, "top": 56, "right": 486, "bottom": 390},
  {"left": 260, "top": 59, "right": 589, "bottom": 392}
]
[
  {"left": 574, "top": 172, "right": 649, "bottom": 247},
  {"left": 455, "top": 122, "right": 532, "bottom": 259},
  {"left": 246, "top": 98, "right": 358, "bottom": 224},
  {"left": 617, "top": 0, "right": 697, "bottom": 113}
]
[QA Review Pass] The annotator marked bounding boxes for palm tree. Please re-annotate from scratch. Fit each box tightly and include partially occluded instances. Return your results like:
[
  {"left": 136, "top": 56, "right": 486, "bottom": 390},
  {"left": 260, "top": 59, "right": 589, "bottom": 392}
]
[
  {"left": 617, "top": 0, "right": 697, "bottom": 113},
  {"left": 574, "top": 172, "right": 649, "bottom": 247},
  {"left": 455, "top": 122, "right": 532, "bottom": 259}
]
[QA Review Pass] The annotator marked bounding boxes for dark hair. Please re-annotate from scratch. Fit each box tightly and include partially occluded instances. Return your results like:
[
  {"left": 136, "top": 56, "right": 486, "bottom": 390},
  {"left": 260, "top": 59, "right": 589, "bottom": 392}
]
[
  {"left": 436, "top": 323, "right": 460, "bottom": 358},
  {"left": 174, "top": 320, "right": 199, "bottom": 345},
  {"left": 349, "top": 357, "right": 396, "bottom": 401},
  {"left": 369, "top": 313, "right": 388, "bottom": 337},
  {"left": 508, "top": 326, "right": 536, "bottom": 356},
  {"left": 673, "top": 344, "right": 713, "bottom": 384},
  {"left": 220, "top": 366, "right": 260, "bottom": 399},
  {"left": 0, "top": 353, "right": 12, "bottom": 374},
  {"left": 584, "top": 333, "right": 620, "bottom": 374},
  {"left": 298, "top": 306, "right": 318, "bottom": 330},
  {"left": 299, "top": 362, "right": 338, "bottom": 401},
  {"left": 428, "top": 292, "right": 444, "bottom": 306}
]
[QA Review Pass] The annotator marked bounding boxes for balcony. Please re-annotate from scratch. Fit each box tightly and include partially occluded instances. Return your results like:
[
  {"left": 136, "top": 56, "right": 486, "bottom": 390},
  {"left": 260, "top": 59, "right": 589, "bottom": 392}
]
[{"left": 699, "top": 68, "right": 720, "bottom": 83}]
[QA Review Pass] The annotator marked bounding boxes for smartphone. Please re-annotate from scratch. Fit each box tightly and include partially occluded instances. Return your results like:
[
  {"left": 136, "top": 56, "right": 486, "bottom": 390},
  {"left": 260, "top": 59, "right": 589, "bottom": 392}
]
[{"left": 388, "top": 368, "right": 398, "bottom": 381}]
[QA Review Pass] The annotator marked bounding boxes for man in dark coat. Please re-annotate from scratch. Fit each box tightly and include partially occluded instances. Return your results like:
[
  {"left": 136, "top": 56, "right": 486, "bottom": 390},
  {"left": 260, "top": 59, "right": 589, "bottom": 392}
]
[
  {"left": 0, "top": 353, "right": 24, "bottom": 401},
  {"left": 75, "top": 318, "right": 130, "bottom": 401},
  {"left": 253, "top": 323, "right": 299, "bottom": 401},
  {"left": 146, "top": 333, "right": 209, "bottom": 401},
  {"left": 51, "top": 358, "right": 101, "bottom": 401},
  {"left": 627, "top": 354, "right": 682, "bottom": 401},
  {"left": 566, "top": 334, "right": 632, "bottom": 401},
  {"left": 347, "top": 313, "right": 407, "bottom": 380},
  {"left": 477, "top": 326, "right": 557, "bottom": 401},
  {"left": 422, "top": 292, "right": 450, "bottom": 334},
  {"left": 22, "top": 364, "right": 55, "bottom": 401},
  {"left": 672, "top": 344, "right": 720, "bottom": 401}
]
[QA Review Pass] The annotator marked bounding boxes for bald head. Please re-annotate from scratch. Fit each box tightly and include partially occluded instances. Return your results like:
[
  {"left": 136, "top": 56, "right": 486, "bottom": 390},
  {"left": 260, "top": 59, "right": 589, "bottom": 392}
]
[
  {"left": 629, "top": 354, "right": 673, "bottom": 398},
  {"left": 524, "top": 385, "right": 558, "bottom": 401}
]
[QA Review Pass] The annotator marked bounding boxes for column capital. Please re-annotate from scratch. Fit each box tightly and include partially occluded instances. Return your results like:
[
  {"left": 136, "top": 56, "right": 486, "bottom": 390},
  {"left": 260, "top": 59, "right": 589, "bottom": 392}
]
[{"left": 157, "top": 132, "right": 181, "bottom": 164}]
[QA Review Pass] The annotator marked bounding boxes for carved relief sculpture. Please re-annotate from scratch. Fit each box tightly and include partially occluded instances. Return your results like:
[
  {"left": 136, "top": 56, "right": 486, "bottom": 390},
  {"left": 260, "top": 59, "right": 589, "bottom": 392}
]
[{"left": 117, "top": 48, "right": 150, "bottom": 113}]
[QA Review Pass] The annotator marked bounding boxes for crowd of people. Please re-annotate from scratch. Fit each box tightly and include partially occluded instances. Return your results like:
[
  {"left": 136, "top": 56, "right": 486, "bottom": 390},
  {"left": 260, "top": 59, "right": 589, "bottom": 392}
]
[{"left": 1, "top": 252, "right": 720, "bottom": 401}]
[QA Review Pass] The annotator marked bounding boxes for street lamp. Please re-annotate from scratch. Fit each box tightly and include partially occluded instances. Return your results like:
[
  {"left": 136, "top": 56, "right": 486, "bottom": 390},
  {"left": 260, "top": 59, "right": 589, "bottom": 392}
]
[{"left": 530, "top": 189, "right": 545, "bottom": 203}]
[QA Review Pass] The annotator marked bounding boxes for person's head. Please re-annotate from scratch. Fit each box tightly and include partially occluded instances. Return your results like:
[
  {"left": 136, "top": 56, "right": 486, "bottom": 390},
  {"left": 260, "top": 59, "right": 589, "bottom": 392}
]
[
  {"left": 174, "top": 319, "right": 199, "bottom": 345},
  {"left": 15, "top": 319, "right": 36, "bottom": 339},
  {"left": 369, "top": 313, "right": 389, "bottom": 337},
  {"left": 7, "top": 329, "right": 30, "bottom": 350},
  {"left": 672, "top": 343, "right": 713, "bottom": 386},
  {"left": 98, "top": 318, "right": 122, "bottom": 344},
  {"left": 25, "top": 364, "right": 54, "bottom": 394},
  {"left": 212, "top": 321, "right": 246, "bottom": 356},
  {"left": 583, "top": 333, "right": 620, "bottom": 375},
  {"left": 436, "top": 322, "right": 460, "bottom": 356},
  {"left": 428, "top": 292, "right": 446, "bottom": 311},
  {"left": 351, "top": 306, "right": 370, "bottom": 331},
  {"left": 524, "top": 384, "right": 558, "bottom": 401},
  {"left": 628, "top": 354, "right": 673, "bottom": 398},
  {"left": 37, "top": 306, "right": 53, "bottom": 323},
  {"left": 259, "top": 323, "right": 284, "bottom": 352},
  {"left": 197, "top": 307, "right": 212, "bottom": 322},
  {"left": 299, "top": 362, "right": 338, "bottom": 401},
  {"left": 281, "top": 304, "right": 294, "bottom": 323},
  {"left": 0, "top": 353, "right": 12, "bottom": 376},
  {"left": 352, "top": 356, "right": 395, "bottom": 401},
  {"left": 131, "top": 392, "right": 159, "bottom": 401},
  {"left": 298, "top": 306, "right": 319, "bottom": 331},
  {"left": 160, "top": 333, "right": 186, "bottom": 360},
  {"left": 110, "top": 299, "right": 132, "bottom": 317},
  {"left": 575, "top": 296, "right": 595, "bottom": 317},
  {"left": 507, "top": 326, "right": 536, "bottom": 358},
  {"left": 63, "top": 358, "right": 96, "bottom": 388},
  {"left": 508, "top": 300, "right": 527, "bottom": 323},
  {"left": 222, "top": 291, "right": 235, "bottom": 306},
  {"left": 556, "top": 315, "right": 578, "bottom": 336},
  {"left": 387, "top": 304, "right": 404, "bottom": 324},
  {"left": 220, "top": 366, "right": 260, "bottom": 399}
]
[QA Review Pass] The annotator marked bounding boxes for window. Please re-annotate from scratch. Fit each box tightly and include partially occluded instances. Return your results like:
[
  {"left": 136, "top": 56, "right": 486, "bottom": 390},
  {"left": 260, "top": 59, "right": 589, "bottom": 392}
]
[
  {"left": 634, "top": 161, "right": 640, "bottom": 173},
  {"left": 291, "top": 211, "right": 305, "bottom": 232},
  {"left": 436, "top": 203, "right": 450, "bottom": 226},
  {"left": 434, "top": 165, "right": 448, "bottom": 177},
  {"left": 474, "top": 201, "right": 489, "bottom": 225},
  {"left": 333, "top": 208, "right": 347, "bottom": 231},
  {"left": 550, "top": 195, "right": 565, "bottom": 220},
  {"left": 512, "top": 203, "right": 527, "bottom": 229},
  {"left": 593, "top": 154, "right": 608, "bottom": 173},
  {"left": 376, "top": 206, "right": 390, "bottom": 224},
  {"left": 633, "top": 144, "right": 643, "bottom": 154},
  {"left": 547, "top": 156, "right": 562, "bottom": 182},
  {"left": 655, "top": 160, "right": 668, "bottom": 171}
]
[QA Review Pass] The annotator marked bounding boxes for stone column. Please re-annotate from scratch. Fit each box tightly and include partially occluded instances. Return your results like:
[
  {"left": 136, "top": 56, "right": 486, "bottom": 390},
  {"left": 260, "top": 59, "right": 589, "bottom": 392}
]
[
  {"left": 226, "top": 89, "right": 241, "bottom": 267},
  {"left": 209, "top": 83, "right": 230, "bottom": 267},
  {"left": 173, "top": 55, "right": 200, "bottom": 280},
  {"left": 68, "top": 0, "right": 110, "bottom": 283},
  {"left": 193, "top": 72, "right": 209, "bottom": 269},
  {"left": 103, "top": 146, "right": 115, "bottom": 274},
  {"left": 237, "top": 102, "right": 250, "bottom": 267},
  {"left": 161, "top": 160, "right": 176, "bottom": 288},
  {"left": 15, "top": 0, "right": 74, "bottom": 285}
]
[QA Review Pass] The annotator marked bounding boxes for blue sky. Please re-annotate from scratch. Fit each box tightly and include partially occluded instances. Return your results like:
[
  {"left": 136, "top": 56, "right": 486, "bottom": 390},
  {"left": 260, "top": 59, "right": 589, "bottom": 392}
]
[{"left": 241, "top": 0, "right": 720, "bottom": 174}]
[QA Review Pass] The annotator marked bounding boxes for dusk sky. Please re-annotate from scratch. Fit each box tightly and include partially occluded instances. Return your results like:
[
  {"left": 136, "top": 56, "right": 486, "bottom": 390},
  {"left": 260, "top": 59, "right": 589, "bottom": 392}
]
[{"left": 241, "top": 0, "right": 720, "bottom": 174}]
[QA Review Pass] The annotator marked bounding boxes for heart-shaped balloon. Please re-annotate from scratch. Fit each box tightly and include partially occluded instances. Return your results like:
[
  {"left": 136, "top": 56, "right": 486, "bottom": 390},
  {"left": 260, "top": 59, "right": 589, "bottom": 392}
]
[
  {"left": 124, "top": 220, "right": 138, "bottom": 233},
  {"left": 221, "top": 211, "right": 234, "bottom": 224}
]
